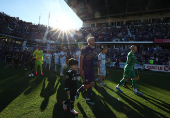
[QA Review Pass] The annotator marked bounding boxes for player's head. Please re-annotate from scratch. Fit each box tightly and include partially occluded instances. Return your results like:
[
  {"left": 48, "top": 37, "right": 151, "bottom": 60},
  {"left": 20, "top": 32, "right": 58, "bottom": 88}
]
[
  {"left": 48, "top": 50, "right": 51, "bottom": 54},
  {"left": 101, "top": 45, "right": 107, "bottom": 53},
  {"left": 56, "top": 49, "right": 58, "bottom": 53},
  {"left": 38, "top": 46, "right": 41, "bottom": 50},
  {"left": 25, "top": 47, "right": 28, "bottom": 51},
  {"left": 62, "top": 47, "right": 66, "bottom": 52},
  {"left": 87, "top": 37, "right": 95, "bottom": 46},
  {"left": 68, "top": 58, "right": 78, "bottom": 70},
  {"left": 130, "top": 45, "right": 137, "bottom": 52}
]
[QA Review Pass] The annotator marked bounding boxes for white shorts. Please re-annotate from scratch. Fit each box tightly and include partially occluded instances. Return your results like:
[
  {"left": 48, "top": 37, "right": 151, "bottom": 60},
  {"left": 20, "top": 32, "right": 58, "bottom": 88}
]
[
  {"left": 60, "top": 62, "right": 66, "bottom": 68},
  {"left": 46, "top": 60, "right": 51, "bottom": 64},
  {"left": 98, "top": 68, "right": 106, "bottom": 76},
  {"left": 54, "top": 60, "right": 59, "bottom": 65}
]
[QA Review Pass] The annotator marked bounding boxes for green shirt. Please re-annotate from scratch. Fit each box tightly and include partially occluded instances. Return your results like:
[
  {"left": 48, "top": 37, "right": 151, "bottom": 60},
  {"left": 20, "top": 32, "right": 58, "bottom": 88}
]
[
  {"left": 124, "top": 51, "right": 140, "bottom": 70},
  {"left": 33, "top": 49, "right": 43, "bottom": 61}
]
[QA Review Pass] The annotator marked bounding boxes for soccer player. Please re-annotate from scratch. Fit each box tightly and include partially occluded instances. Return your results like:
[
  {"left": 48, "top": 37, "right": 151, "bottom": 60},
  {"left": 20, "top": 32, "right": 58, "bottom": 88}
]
[
  {"left": 115, "top": 45, "right": 143, "bottom": 95},
  {"left": 43, "top": 51, "right": 47, "bottom": 68},
  {"left": 76, "top": 37, "right": 96, "bottom": 105},
  {"left": 12, "top": 53, "right": 19, "bottom": 70},
  {"left": 76, "top": 48, "right": 81, "bottom": 80},
  {"left": 53, "top": 49, "right": 59, "bottom": 72},
  {"left": 59, "top": 47, "right": 67, "bottom": 76},
  {"left": 21, "top": 47, "right": 31, "bottom": 70},
  {"left": 33, "top": 46, "right": 44, "bottom": 75},
  {"left": 46, "top": 50, "right": 52, "bottom": 71},
  {"left": 62, "top": 58, "right": 79, "bottom": 115},
  {"left": 29, "top": 55, "right": 36, "bottom": 77},
  {"left": 95, "top": 45, "right": 109, "bottom": 90}
]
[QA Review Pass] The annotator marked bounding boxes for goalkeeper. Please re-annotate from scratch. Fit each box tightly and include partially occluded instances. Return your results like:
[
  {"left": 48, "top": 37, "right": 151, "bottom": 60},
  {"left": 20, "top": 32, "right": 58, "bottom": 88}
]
[
  {"left": 33, "top": 46, "right": 44, "bottom": 75},
  {"left": 115, "top": 45, "right": 143, "bottom": 95}
]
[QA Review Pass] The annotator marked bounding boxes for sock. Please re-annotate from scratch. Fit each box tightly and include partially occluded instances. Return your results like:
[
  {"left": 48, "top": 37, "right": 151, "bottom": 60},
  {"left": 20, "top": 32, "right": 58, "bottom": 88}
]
[
  {"left": 60, "top": 66, "right": 64, "bottom": 74},
  {"left": 134, "top": 89, "right": 137, "bottom": 92},
  {"left": 64, "top": 99, "right": 70, "bottom": 104},
  {"left": 95, "top": 77, "right": 100, "bottom": 81},
  {"left": 100, "top": 82, "right": 103, "bottom": 87},
  {"left": 77, "top": 85, "right": 84, "bottom": 93},
  {"left": 70, "top": 100, "right": 74, "bottom": 110},
  {"left": 117, "top": 79, "right": 125, "bottom": 87},
  {"left": 124, "top": 81, "right": 127, "bottom": 86},
  {"left": 86, "top": 88, "right": 92, "bottom": 100},
  {"left": 132, "top": 80, "right": 137, "bottom": 89}
]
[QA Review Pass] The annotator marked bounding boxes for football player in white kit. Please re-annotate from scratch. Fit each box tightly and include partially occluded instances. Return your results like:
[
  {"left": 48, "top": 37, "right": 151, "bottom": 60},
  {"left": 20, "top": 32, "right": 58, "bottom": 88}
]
[
  {"left": 59, "top": 47, "right": 67, "bottom": 76},
  {"left": 76, "top": 48, "right": 81, "bottom": 80},
  {"left": 46, "top": 50, "right": 52, "bottom": 71},
  {"left": 95, "top": 45, "right": 109, "bottom": 90},
  {"left": 53, "top": 49, "right": 59, "bottom": 72}
]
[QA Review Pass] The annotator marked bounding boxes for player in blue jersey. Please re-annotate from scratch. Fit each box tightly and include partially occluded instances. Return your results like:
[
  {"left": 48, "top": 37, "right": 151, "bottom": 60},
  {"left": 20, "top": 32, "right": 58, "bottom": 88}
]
[
  {"left": 53, "top": 49, "right": 59, "bottom": 72},
  {"left": 46, "top": 50, "right": 52, "bottom": 71},
  {"left": 95, "top": 45, "right": 109, "bottom": 90},
  {"left": 76, "top": 48, "right": 81, "bottom": 80},
  {"left": 59, "top": 47, "right": 67, "bottom": 76}
]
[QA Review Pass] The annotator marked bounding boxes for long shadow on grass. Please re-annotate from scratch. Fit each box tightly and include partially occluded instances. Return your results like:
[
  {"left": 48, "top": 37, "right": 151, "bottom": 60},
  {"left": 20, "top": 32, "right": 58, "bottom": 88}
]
[
  {"left": 0, "top": 74, "right": 38, "bottom": 112},
  {"left": 24, "top": 75, "right": 45, "bottom": 95},
  {"left": 53, "top": 76, "right": 77, "bottom": 118},
  {"left": 88, "top": 85, "right": 143, "bottom": 118},
  {"left": 40, "top": 76, "right": 58, "bottom": 111},
  {"left": 115, "top": 91, "right": 169, "bottom": 118}
]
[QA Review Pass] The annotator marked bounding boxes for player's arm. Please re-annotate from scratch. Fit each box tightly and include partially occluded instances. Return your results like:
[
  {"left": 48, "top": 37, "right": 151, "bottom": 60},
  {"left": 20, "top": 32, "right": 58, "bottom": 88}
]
[
  {"left": 76, "top": 52, "right": 78, "bottom": 61},
  {"left": 98, "top": 55, "right": 101, "bottom": 73},
  {"left": 131, "top": 55, "right": 140, "bottom": 64},
  {"left": 33, "top": 50, "right": 36, "bottom": 57},
  {"left": 42, "top": 51, "right": 43, "bottom": 61},
  {"left": 80, "top": 55, "right": 84, "bottom": 70}
]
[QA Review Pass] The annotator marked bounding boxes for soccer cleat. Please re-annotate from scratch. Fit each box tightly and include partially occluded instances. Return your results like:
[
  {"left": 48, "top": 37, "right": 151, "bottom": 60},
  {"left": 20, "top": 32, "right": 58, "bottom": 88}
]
[
  {"left": 76, "top": 91, "right": 80, "bottom": 100},
  {"left": 123, "top": 85, "right": 127, "bottom": 88},
  {"left": 134, "top": 91, "right": 143, "bottom": 95},
  {"left": 36, "top": 72, "right": 38, "bottom": 75},
  {"left": 45, "top": 68, "right": 47, "bottom": 70},
  {"left": 49, "top": 70, "right": 51, "bottom": 71},
  {"left": 86, "top": 100, "right": 95, "bottom": 105},
  {"left": 116, "top": 87, "right": 123, "bottom": 93},
  {"left": 24, "top": 68, "right": 27, "bottom": 70},
  {"left": 29, "top": 74, "right": 31, "bottom": 77},
  {"left": 31, "top": 73, "right": 34, "bottom": 76},
  {"left": 100, "top": 87, "right": 106, "bottom": 91},
  {"left": 70, "top": 109, "right": 78, "bottom": 115},
  {"left": 62, "top": 101, "right": 67, "bottom": 111},
  {"left": 41, "top": 73, "right": 44, "bottom": 75},
  {"left": 60, "top": 74, "right": 64, "bottom": 76}
]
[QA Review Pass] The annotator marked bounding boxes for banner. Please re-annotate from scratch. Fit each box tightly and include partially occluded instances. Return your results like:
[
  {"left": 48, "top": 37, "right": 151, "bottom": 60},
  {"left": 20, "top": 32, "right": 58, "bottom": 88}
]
[
  {"left": 144, "top": 64, "right": 170, "bottom": 72},
  {"left": 154, "top": 39, "right": 170, "bottom": 43}
]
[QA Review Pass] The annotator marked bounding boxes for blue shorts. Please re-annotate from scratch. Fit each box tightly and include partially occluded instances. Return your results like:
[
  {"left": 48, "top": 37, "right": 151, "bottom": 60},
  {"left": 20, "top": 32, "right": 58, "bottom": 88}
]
[
  {"left": 83, "top": 69, "right": 95, "bottom": 85},
  {"left": 98, "top": 68, "right": 106, "bottom": 76}
]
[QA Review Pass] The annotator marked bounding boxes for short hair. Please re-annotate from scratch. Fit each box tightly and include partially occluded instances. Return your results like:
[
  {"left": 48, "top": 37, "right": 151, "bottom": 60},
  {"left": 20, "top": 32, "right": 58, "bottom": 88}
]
[
  {"left": 130, "top": 45, "right": 136, "bottom": 50},
  {"left": 101, "top": 45, "right": 107, "bottom": 50},
  {"left": 87, "top": 37, "right": 94, "bottom": 42},
  {"left": 68, "top": 58, "right": 78, "bottom": 66}
]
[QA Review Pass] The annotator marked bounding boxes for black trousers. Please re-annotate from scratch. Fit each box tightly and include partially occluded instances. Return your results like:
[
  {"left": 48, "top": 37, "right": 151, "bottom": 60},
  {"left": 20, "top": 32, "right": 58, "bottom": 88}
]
[{"left": 64, "top": 89, "right": 76, "bottom": 110}]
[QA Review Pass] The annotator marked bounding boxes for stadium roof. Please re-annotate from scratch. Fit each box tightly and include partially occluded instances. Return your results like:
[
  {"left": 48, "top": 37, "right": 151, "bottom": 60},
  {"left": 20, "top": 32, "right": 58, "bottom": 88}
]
[{"left": 65, "top": 0, "right": 170, "bottom": 21}]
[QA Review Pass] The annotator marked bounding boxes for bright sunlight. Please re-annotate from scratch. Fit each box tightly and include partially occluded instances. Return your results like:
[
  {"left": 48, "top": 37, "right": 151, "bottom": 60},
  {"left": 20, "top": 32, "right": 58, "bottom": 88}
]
[{"left": 53, "top": 15, "right": 75, "bottom": 31}]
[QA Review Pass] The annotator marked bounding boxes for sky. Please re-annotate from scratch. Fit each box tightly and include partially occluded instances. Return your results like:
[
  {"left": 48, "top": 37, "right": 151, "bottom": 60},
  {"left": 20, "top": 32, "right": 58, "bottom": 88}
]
[{"left": 0, "top": 0, "right": 83, "bottom": 29}]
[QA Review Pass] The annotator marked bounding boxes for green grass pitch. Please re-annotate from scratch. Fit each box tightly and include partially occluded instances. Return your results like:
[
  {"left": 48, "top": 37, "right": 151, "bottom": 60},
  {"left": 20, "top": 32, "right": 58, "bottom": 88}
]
[{"left": 0, "top": 63, "right": 170, "bottom": 118}]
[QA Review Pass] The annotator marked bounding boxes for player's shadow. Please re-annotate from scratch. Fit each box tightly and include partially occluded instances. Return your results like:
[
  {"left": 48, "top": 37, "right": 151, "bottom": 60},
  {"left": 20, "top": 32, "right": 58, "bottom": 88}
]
[
  {"left": 115, "top": 91, "right": 169, "bottom": 118},
  {"left": 91, "top": 85, "right": 143, "bottom": 118},
  {"left": 0, "top": 74, "right": 32, "bottom": 112},
  {"left": 52, "top": 77, "right": 77, "bottom": 118},
  {"left": 40, "top": 75, "right": 58, "bottom": 111},
  {"left": 24, "top": 75, "right": 45, "bottom": 95}
]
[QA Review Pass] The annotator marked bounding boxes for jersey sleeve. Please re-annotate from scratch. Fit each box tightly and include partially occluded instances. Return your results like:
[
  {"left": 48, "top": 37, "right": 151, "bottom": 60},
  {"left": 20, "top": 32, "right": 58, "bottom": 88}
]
[
  {"left": 98, "top": 54, "right": 102, "bottom": 61},
  {"left": 33, "top": 50, "right": 36, "bottom": 57}
]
